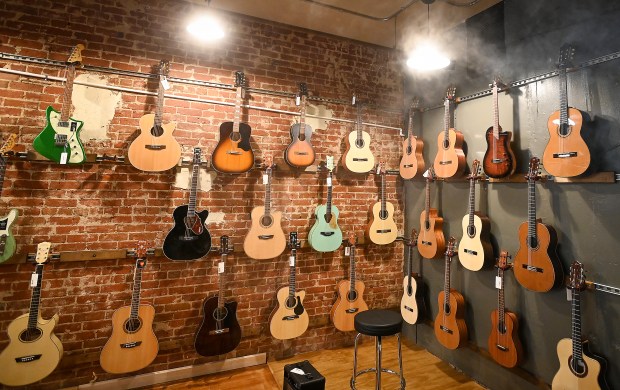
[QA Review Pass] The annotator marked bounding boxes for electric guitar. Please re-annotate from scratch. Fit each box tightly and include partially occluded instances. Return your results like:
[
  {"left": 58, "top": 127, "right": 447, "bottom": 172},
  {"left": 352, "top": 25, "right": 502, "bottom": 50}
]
[
  {"left": 552, "top": 261, "right": 609, "bottom": 390},
  {"left": 488, "top": 251, "right": 523, "bottom": 368},
  {"left": 458, "top": 160, "right": 493, "bottom": 271},
  {"left": 434, "top": 238, "right": 468, "bottom": 350},
  {"left": 100, "top": 242, "right": 159, "bottom": 374},
  {"left": 269, "top": 232, "right": 309, "bottom": 340},
  {"left": 418, "top": 168, "right": 445, "bottom": 259},
  {"left": 0, "top": 242, "right": 63, "bottom": 387},
  {"left": 0, "top": 133, "right": 17, "bottom": 197},
  {"left": 33, "top": 44, "right": 86, "bottom": 164},
  {"left": 513, "top": 157, "right": 563, "bottom": 292},
  {"left": 194, "top": 236, "right": 242, "bottom": 356},
  {"left": 211, "top": 71, "right": 255, "bottom": 173},
  {"left": 127, "top": 60, "right": 182, "bottom": 172},
  {"left": 308, "top": 156, "right": 342, "bottom": 252},
  {"left": 342, "top": 103, "right": 375, "bottom": 173},
  {"left": 331, "top": 232, "right": 368, "bottom": 332},
  {"left": 433, "top": 87, "right": 465, "bottom": 178},
  {"left": 543, "top": 45, "right": 590, "bottom": 178},
  {"left": 0, "top": 208, "right": 19, "bottom": 264},
  {"left": 483, "top": 78, "right": 516, "bottom": 178},
  {"left": 243, "top": 154, "right": 286, "bottom": 259},
  {"left": 399, "top": 98, "right": 425, "bottom": 179},
  {"left": 401, "top": 229, "right": 426, "bottom": 325},
  {"left": 163, "top": 147, "right": 212, "bottom": 261},
  {"left": 284, "top": 83, "right": 316, "bottom": 168},
  {"left": 366, "top": 161, "right": 398, "bottom": 245}
]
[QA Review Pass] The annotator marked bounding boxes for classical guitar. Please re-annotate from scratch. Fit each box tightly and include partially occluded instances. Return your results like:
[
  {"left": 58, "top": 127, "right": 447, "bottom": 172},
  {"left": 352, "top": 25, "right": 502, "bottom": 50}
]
[
  {"left": 331, "top": 232, "right": 368, "bottom": 332},
  {"left": 194, "top": 236, "right": 242, "bottom": 356},
  {"left": 0, "top": 133, "right": 17, "bottom": 197},
  {"left": 543, "top": 45, "right": 590, "bottom": 178},
  {"left": 163, "top": 147, "right": 212, "bottom": 261},
  {"left": 243, "top": 154, "right": 286, "bottom": 259},
  {"left": 342, "top": 103, "right": 375, "bottom": 173},
  {"left": 401, "top": 229, "right": 426, "bottom": 325},
  {"left": 284, "top": 83, "right": 316, "bottom": 168},
  {"left": 483, "top": 78, "right": 516, "bottom": 178},
  {"left": 33, "top": 44, "right": 86, "bottom": 164},
  {"left": 488, "top": 251, "right": 523, "bottom": 368},
  {"left": 513, "top": 157, "right": 563, "bottom": 292},
  {"left": 0, "top": 242, "right": 63, "bottom": 387},
  {"left": 433, "top": 87, "right": 466, "bottom": 178},
  {"left": 269, "top": 232, "right": 309, "bottom": 340},
  {"left": 100, "top": 242, "right": 159, "bottom": 374},
  {"left": 399, "top": 98, "right": 425, "bottom": 180},
  {"left": 127, "top": 60, "right": 182, "bottom": 172},
  {"left": 308, "top": 156, "right": 342, "bottom": 252},
  {"left": 366, "top": 161, "right": 398, "bottom": 245},
  {"left": 458, "top": 160, "right": 493, "bottom": 271},
  {"left": 418, "top": 168, "right": 445, "bottom": 259},
  {"left": 434, "top": 238, "right": 468, "bottom": 350},
  {"left": 211, "top": 71, "right": 255, "bottom": 173}
]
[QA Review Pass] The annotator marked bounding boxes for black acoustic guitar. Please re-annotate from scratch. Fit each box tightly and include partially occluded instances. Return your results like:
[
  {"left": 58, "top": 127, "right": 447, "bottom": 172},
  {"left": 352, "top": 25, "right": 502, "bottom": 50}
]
[{"left": 163, "top": 148, "right": 212, "bottom": 260}]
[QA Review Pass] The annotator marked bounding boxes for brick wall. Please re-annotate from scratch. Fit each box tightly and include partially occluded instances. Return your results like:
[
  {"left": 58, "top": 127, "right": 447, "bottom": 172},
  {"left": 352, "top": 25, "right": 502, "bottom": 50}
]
[{"left": 0, "top": 0, "right": 406, "bottom": 388}]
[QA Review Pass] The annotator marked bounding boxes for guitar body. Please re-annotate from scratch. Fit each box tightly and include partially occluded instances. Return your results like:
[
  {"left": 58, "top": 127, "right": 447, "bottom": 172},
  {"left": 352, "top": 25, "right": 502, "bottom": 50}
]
[
  {"left": 162, "top": 206, "right": 211, "bottom": 261},
  {"left": 401, "top": 275, "right": 425, "bottom": 325},
  {"left": 433, "top": 129, "right": 466, "bottom": 178},
  {"left": 543, "top": 108, "right": 589, "bottom": 177},
  {"left": 285, "top": 123, "right": 315, "bottom": 168},
  {"left": 308, "top": 205, "right": 342, "bottom": 252},
  {"left": 366, "top": 202, "right": 398, "bottom": 245},
  {"left": 552, "top": 338, "right": 609, "bottom": 390},
  {"left": 458, "top": 213, "right": 493, "bottom": 272},
  {"left": 211, "top": 122, "right": 254, "bottom": 173},
  {"left": 33, "top": 106, "right": 85, "bottom": 164},
  {"left": 483, "top": 127, "right": 516, "bottom": 178},
  {"left": 194, "top": 296, "right": 241, "bottom": 356},
  {"left": 488, "top": 309, "right": 523, "bottom": 368},
  {"left": 0, "top": 313, "right": 63, "bottom": 386},
  {"left": 100, "top": 305, "right": 159, "bottom": 374},
  {"left": 243, "top": 207, "right": 286, "bottom": 260},
  {"left": 128, "top": 113, "right": 182, "bottom": 172},
  {"left": 269, "top": 287, "right": 309, "bottom": 340},
  {"left": 330, "top": 280, "right": 368, "bottom": 332},
  {"left": 342, "top": 131, "right": 375, "bottom": 173},
  {"left": 399, "top": 136, "right": 425, "bottom": 179},
  {"left": 418, "top": 210, "right": 445, "bottom": 259},
  {"left": 513, "top": 221, "right": 562, "bottom": 292},
  {"left": 434, "top": 289, "right": 468, "bottom": 350},
  {"left": 0, "top": 208, "right": 19, "bottom": 264}
]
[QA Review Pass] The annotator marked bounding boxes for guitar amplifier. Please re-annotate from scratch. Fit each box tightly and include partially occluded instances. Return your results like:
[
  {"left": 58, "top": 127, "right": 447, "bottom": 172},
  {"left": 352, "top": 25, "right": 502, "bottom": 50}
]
[{"left": 283, "top": 360, "right": 325, "bottom": 390}]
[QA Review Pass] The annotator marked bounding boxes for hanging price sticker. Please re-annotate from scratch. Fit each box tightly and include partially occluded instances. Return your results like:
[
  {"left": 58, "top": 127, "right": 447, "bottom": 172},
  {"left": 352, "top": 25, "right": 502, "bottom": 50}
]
[
  {"left": 263, "top": 174, "right": 269, "bottom": 185},
  {"left": 376, "top": 165, "right": 381, "bottom": 174},
  {"left": 30, "top": 273, "right": 39, "bottom": 287},
  {"left": 218, "top": 262, "right": 224, "bottom": 274},
  {"left": 352, "top": 95, "right": 356, "bottom": 105},
  {"left": 289, "top": 256, "right": 295, "bottom": 266},
  {"left": 566, "top": 288, "right": 572, "bottom": 301},
  {"left": 345, "top": 247, "right": 350, "bottom": 256},
  {"left": 326, "top": 177, "right": 332, "bottom": 187},
  {"left": 60, "top": 152, "right": 68, "bottom": 165},
  {"left": 295, "top": 95, "right": 300, "bottom": 106},
  {"left": 495, "top": 276, "right": 502, "bottom": 289},
  {"left": 161, "top": 77, "right": 170, "bottom": 90}
]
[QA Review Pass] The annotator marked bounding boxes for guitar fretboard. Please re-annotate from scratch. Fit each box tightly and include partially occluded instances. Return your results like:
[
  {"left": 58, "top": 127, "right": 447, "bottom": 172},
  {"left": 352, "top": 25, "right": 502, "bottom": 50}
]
[
  {"left": 27, "top": 264, "right": 44, "bottom": 330},
  {"left": 0, "top": 156, "right": 7, "bottom": 197},
  {"left": 527, "top": 178, "right": 537, "bottom": 243},
  {"left": 467, "top": 176, "right": 476, "bottom": 229},
  {"left": 355, "top": 105, "right": 363, "bottom": 144},
  {"left": 289, "top": 248, "right": 296, "bottom": 298},
  {"left": 299, "top": 95, "right": 307, "bottom": 132},
  {"left": 129, "top": 260, "right": 145, "bottom": 320},
  {"left": 349, "top": 244, "right": 356, "bottom": 294},
  {"left": 492, "top": 84, "right": 500, "bottom": 139},
  {"left": 406, "top": 243, "right": 413, "bottom": 289},
  {"left": 154, "top": 74, "right": 165, "bottom": 129},
  {"left": 443, "top": 97, "right": 450, "bottom": 144},
  {"left": 60, "top": 65, "right": 76, "bottom": 122},
  {"left": 380, "top": 171, "right": 386, "bottom": 215},
  {"left": 233, "top": 85, "right": 243, "bottom": 135},
  {"left": 571, "top": 288, "right": 584, "bottom": 364},
  {"left": 325, "top": 172, "right": 333, "bottom": 220},
  {"left": 497, "top": 268, "right": 505, "bottom": 325},
  {"left": 217, "top": 254, "right": 227, "bottom": 309},
  {"left": 443, "top": 251, "right": 452, "bottom": 309},
  {"left": 187, "top": 148, "right": 201, "bottom": 217},
  {"left": 407, "top": 110, "right": 414, "bottom": 149},
  {"left": 263, "top": 168, "right": 272, "bottom": 217},
  {"left": 424, "top": 179, "right": 431, "bottom": 225},
  {"left": 559, "top": 68, "right": 569, "bottom": 128}
]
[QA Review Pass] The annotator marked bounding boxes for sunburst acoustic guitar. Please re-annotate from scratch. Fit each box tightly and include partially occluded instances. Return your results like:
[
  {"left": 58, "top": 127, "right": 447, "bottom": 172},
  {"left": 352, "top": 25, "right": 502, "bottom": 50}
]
[
  {"left": 483, "top": 77, "right": 516, "bottom": 178},
  {"left": 433, "top": 86, "right": 465, "bottom": 179},
  {"left": 284, "top": 83, "right": 315, "bottom": 168}
]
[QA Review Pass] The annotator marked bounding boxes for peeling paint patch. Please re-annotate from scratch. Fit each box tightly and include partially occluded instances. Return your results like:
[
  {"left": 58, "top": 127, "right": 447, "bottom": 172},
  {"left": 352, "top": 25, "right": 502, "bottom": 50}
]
[
  {"left": 206, "top": 212, "right": 225, "bottom": 225},
  {"left": 305, "top": 104, "right": 333, "bottom": 130},
  {"left": 72, "top": 74, "right": 122, "bottom": 140},
  {"left": 173, "top": 168, "right": 216, "bottom": 192}
]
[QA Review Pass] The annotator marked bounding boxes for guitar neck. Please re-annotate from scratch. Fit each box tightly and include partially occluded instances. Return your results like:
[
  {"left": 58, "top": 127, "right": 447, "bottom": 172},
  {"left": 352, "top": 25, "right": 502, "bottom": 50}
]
[
  {"left": 299, "top": 95, "right": 307, "bottom": 129},
  {"left": 326, "top": 172, "right": 333, "bottom": 218},
  {"left": 218, "top": 254, "right": 226, "bottom": 308},
  {"left": 493, "top": 85, "right": 499, "bottom": 138},
  {"left": 264, "top": 169, "right": 272, "bottom": 216},
  {"left": 407, "top": 112, "right": 414, "bottom": 147},
  {"left": 187, "top": 154, "right": 200, "bottom": 216},
  {"left": 289, "top": 249, "right": 296, "bottom": 297},
  {"left": 443, "top": 98, "right": 450, "bottom": 142},
  {"left": 497, "top": 268, "right": 505, "bottom": 324},
  {"left": 424, "top": 180, "right": 431, "bottom": 224},
  {"left": 468, "top": 178, "right": 475, "bottom": 227},
  {"left": 380, "top": 172, "right": 386, "bottom": 214},
  {"left": 27, "top": 264, "right": 44, "bottom": 330},
  {"left": 443, "top": 253, "right": 451, "bottom": 307},
  {"left": 356, "top": 105, "right": 362, "bottom": 142},
  {"left": 571, "top": 288, "right": 584, "bottom": 363},
  {"left": 559, "top": 68, "right": 569, "bottom": 126},
  {"left": 154, "top": 74, "right": 165, "bottom": 128},
  {"left": 129, "top": 261, "right": 145, "bottom": 320},
  {"left": 60, "top": 65, "right": 76, "bottom": 122},
  {"left": 233, "top": 86, "right": 243, "bottom": 134},
  {"left": 527, "top": 179, "right": 537, "bottom": 242},
  {"left": 406, "top": 245, "right": 413, "bottom": 288},
  {"left": 0, "top": 156, "right": 7, "bottom": 196},
  {"left": 349, "top": 246, "right": 356, "bottom": 293}
]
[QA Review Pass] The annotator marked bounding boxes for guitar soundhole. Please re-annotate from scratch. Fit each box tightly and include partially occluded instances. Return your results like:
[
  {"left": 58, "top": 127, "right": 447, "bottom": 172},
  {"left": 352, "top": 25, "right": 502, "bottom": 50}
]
[
  {"left": 424, "top": 221, "right": 430, "bottom": 230},
  {"left": 150, "top": 125, "right": 164, "bottom": 137},
  {"left": 467, "top": 225, "right": 476, "bottom": 238},
  {"left": 406, "top": 285, "right": 413, "bottom": 296},
  {"left": 406, "top": 146, "right": 412, "bottom": 155},
  {"left": 442, "top": 139, "right": 450, "bottom": 149},
  {"left": 559, "top": 123, "right": 571, "bottom": 137},
  {"left": 527, "top": 237, "right": 539, "bottom": 250},
  {"left": 323, "top": 213, "right": 332, "bottom": 224},
  {"left": 260, "top": 215, "right": 273, "bottom": 227},
  {"left": 498, "top": 321, "right": 507, "bottom": 335},
  {"left": 379, "top": 210, "right": 388, "bottom": 220},
  {"left": 347, "top": 290, "right": 358, "bottom": 301},
  {"left": 444, "top": 303, "right": 451, "bottom": 315},
  {"left": 285, "top": 296, "right": 297, "bottom": 309},
  {"left": 124, "top": 318, "right": 142, "bottom": 333},
  {"left": 569, "top": 356, "right": 588, "bottom": 378},
  {"left": 355, "top": 138, "right": 365, "bottom": 148},
  {"left": 19, "top": 328, "right": 42, "bottom": 342},
  {"left": 229, "top": 132, "right": 241, "bottom": 142},
  {"left": 213, "top": 307, "right": 228, "bottom": 322}
]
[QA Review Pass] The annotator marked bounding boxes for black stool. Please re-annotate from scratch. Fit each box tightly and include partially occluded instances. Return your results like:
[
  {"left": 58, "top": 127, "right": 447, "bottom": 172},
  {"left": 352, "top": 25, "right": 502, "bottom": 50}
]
[{"left": 351, "top": 309, "right": 405, "bottom": 389}]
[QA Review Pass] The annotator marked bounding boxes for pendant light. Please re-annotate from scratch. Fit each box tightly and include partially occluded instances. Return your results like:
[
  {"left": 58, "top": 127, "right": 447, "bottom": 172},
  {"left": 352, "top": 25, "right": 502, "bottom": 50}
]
[
  {"left": 187, "top": 0, "right": 225, "bottom": 42},
  {"left": 406, "top": 0, "right": 451, "bottom": 71}
]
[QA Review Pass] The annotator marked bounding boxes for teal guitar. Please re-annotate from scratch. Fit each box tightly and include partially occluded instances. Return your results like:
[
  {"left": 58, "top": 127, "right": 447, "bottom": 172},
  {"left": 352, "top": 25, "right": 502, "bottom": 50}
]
[
  {"left": 33, "top": 44, "right": 86, "bottom": 164},
  {"left": 0, "top": 209, "right": 18, "bottom": 264},
  {"left": 309, "top": 156, "right": 342, "bottom": 252}
]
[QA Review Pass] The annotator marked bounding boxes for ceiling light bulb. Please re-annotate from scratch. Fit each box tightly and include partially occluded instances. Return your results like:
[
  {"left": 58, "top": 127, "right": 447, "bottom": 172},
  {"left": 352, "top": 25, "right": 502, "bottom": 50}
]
[
  {"left": 406, "top": 42, "right": 450, "bottom": 71},
  {"left": 187, "top": 15, "right": 225, "bottom": 42}
]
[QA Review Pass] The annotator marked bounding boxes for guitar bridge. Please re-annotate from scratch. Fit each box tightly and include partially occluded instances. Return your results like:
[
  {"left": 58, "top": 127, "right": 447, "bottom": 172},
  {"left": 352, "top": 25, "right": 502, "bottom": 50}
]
[
  {"left": 463, "top": 248, "right": 478, "bottom": 255},
  {"left": 402, "top": 164, "right": 414, "bottom": 168},
  {"left": 54, "top": 134, "right": 68, "bottom": 146},
  {"left": 226, "top": 150, "right": 242, "bottom": 155},
  {"left": 320, "top": 232, "right": 335, "bottom": 236},
  {"left": 145, "top": 145, "right": 166, "bottom": 150},
  {"left": 439, "top": 325, "right": 453, "bottom": 334},
  {"left": 553, "top": 152, "right": 577, "bottom": 158},
  {"left": 179, "top": 235, "right": 198, "bottom": 242},
  {"left": 404, "top": 305, "right": 414, "bottom": 313},
  {"left": 258, "top": 235, "right": 274, "bottom": 240},
  {"left": 352, "top": 158, "right": 368, "bottom": 161},
  {"left": 120, "top": 341, "right": 142, "bottom": 349},
  {"left": 496, "top": 344, "right": 508, "bottom": 351},
  {"left": 439, "top": 160, "right": 452, "bottom": 165},
  {"left": 345, "top": 308, "right": 359, "bottom": 314},
  {"left": 491, "top": 158, "right": 505, "bottom": 163},
  {"left": 283, "top": 315, "right": 299, "bottom": 321},
  {"left": 523, "top": 264, "right": 543, "bottom": 273},
  {"left": 421, "top": 240, "right": 432, "bottom": 246},
  {"left": 376, "top": 229, "right": 392, "bottom": 233},
  {"left": 15, "top": 354, "right": 42, "bottom": 363},
  {"left": 294, "top": 152, "right": 308, "bottom": 155},
  {"left": 209, "top": 328, "right": 230, "bottom": 335}
]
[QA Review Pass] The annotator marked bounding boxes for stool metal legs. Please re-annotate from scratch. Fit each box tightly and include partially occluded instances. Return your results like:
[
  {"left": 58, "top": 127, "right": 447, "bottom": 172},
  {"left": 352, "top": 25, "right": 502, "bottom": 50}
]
[
  {"left": 375, "top": 336, "right": 382, "bottom": 390},
  {"left": 350, "top": 333, "right": 405, "bottom": 389}
]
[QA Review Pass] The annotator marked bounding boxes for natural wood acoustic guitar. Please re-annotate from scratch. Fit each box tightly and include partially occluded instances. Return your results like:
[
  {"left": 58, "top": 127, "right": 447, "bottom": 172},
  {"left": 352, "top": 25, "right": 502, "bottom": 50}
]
[
  {"left": 342, "top": 103, "right": 375, "bottom": 173},
  {"left": 483, "top": 77, "right": 516, "bottom": 178},
  {"left": 399, "top": 98, "right": 425, "bottom": 180},
  {"left": 401, "top": 229, "right": 426, "bottom": 325},
  {"left": 418, "top": 167, "right": 445, "bottom": 259},
  {"left": 433, "top": 87, "right": 466, "bottom": 178},
  {"left": 308, "top": 156, "right": 342, "bottom": 252},
  {"left": 284, "top": 83, "right": 316, "bottom": 168},
  {"left": 366, "top": 161, "right": 398, "bottom": 245}
]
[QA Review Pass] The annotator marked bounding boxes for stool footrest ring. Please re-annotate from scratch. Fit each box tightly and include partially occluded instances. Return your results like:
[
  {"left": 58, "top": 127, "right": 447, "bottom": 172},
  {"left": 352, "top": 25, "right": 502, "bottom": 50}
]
[{"left": 350, "top": 368, "right": 406, "bottom": 389}]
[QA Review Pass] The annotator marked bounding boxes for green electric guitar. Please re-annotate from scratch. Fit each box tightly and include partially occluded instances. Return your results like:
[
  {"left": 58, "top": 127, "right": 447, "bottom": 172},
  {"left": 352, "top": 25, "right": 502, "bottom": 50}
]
[
  {"left": 308, "top": 156, "right": 342, "bottom": 252},
  {"left": 33, "top": 44, "right": 86, "bottom": 164}
]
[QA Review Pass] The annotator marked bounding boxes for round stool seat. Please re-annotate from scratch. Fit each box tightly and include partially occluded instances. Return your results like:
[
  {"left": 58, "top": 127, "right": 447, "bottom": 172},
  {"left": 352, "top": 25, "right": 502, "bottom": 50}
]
[{"left": 354, "top": 309, "right": 402, "bottom": 336}]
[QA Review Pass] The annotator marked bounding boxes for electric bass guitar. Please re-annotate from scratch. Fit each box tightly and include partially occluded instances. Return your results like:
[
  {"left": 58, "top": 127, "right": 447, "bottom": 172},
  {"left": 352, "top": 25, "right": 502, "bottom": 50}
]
[
  {"left": 33, "top": 44, "right": 86, "bottom": 164},
  {"left": 366, "top": 161, "right": 398, "bottom": 245},
  {"left": 513, "top": 157, "right": 563, "bottom": 292},
  {"left": 401, "top": 229, "right": 426, "bottom": 325},
  {"left": 163, "top": 147, "right": 212, "bottom": 260},
  {"left": 342, "top": 103, "right": 375, "bottom": 173},
  {"left": 483, "top": 77, "right": 516, "bottom": 178},
  {"left": 399, "top": 98, "right": 425, "bottom": 179},
  {"left": 433, "top": 87, "right": 466, "bottom": 178},
  {"left": 269, "top": 232, "right": 309, "bottom": 340},
  {"left": 194, "top": 236, "right": 242, "bottom": 356},
  {"left": 100, "top": 242, "right": 159, "bottom": 374},
  {"left": 128, "top": 60, "right": 182, "bottom": 172},
  {"left": 308, "top": 156, "right": 342, "bottom": 252},
  {"left": 0, "top": 242, "right": 63, "bottom": 387},
  {"left": 418, "top": 168, "right": 445, "bottom": 259},
  {"left": 284, "top": 83, "right": 316, "bottom": 168},
  {"left": 211, "top": 71, "right": 255, "bottom": 173}
]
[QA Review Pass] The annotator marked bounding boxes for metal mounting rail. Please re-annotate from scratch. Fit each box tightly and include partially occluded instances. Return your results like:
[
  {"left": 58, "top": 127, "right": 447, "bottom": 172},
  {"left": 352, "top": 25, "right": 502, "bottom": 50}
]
[{"left": 587, "top": 281, "right": 620, "bottom": 296}]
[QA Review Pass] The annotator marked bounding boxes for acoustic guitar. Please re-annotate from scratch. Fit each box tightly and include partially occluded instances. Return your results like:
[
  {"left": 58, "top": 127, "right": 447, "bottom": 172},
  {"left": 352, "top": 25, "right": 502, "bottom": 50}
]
[
  {"left": 308, "top": 156, "right": 342, "bottom": 252},
  {"left": 433, "top": 87, "right": 466, "bottom": 178},
  {"left": 434, "top": 237, "right": 468, "bottom": 350},
  {"left": 488, "top": 251, "right": 523, "bottom": 368},
  {"left": 211, "top": 71, "right": 255, "bottom": 174},
  {"left": 127, "top": 60, "right": 182, "bottom": 172},
  {"left": 552, "top": 261, "right": 609, "bottom": 390},
  {"left": 194, "top": 236, "right": 242, "bottom": 356},
  {"left": 458, "top": 160, "right": 493, "bottom": 271},
  {"left": 483, "top": 78, "right": 516, "bottom": 178},
  {"left": 269, "top": 232, "right": 309, "bottom": 340},
  {"left": 163, "top": 147, "right": 212, "bottom": 261},
  {"left": 513, "top": 157, "right": 563, "bottom": 292},
  {"left": 0, "top": 242, "right": 63, "bottom": 387},
  {"left": 100, "top": 242, "right": 159, "bottom": 374},
  {"left": 331, "top": 232, "right": 368, "bottom": 332},
  {"left": 342, "top": 103, "right": 375, "bottom": 173},
  {"left": 366, "top": 161, "right": 398, "bottom": 245},
  {"left": 399, "top": 98, "right": 425, "bottom": 180},
  {"left": 543, "top": 45, "right": 590, "bottom": 178},
  {"left": 418, "top": 168, "right": 445, "bottom": 259},
  {"left": 284, "top": 83, "right": 316, "bottom": 168},
  {"left": 401, "top": 229, "right": 426, "bottom": 325},
  {"left": 33, "top": 44, "right": 86, "bottom": 164},
  {"left": 243, "top": 154, "right": 286, "bottom": 260}
]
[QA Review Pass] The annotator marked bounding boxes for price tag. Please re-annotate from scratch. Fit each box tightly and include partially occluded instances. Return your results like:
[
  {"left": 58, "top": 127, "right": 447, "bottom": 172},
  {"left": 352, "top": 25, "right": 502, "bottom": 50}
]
[
  {"left": 495, "top": 276, "right": 502, "bottom": 289},
  {"left": 326, "top": 177, "right": 332, "bottom": 187},
  {"left": 30, "top": 273, "right": 39, "bottom": 287},
  {"left": 295, "top": 95, "right": 300, "bottom": 106},
  {"left": 289, "top": 256, "right": 295, "bottom": 266},
  {"left": 263, "top": 174, "right": 269, "bottom": 185},
  {"left": 161, "top": 77, "right": 170, "bottom": 90},
  {"left": 376, "top": 165, "right": 381, "bottom": 174},
  {"left": 218, "top": 262, "right": 224, "bottom": 274},
  {"left": 345, "top": 247, "right": 350, "bottom": 256},
  {"left": 352, "top": 95, "right": 356, "bottom": 105},
  {"left": 60, "top": 152, "right": 68, "bottom": 165},
  {"left": 566, "top": 288, "right": 572, "bottom": 301}
]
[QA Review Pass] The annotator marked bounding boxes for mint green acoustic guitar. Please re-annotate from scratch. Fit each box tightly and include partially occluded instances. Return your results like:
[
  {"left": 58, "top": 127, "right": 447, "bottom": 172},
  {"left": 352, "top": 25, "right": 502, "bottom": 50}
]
[{"left": 309, "top": 156, "right": 342, "bottom": 252}]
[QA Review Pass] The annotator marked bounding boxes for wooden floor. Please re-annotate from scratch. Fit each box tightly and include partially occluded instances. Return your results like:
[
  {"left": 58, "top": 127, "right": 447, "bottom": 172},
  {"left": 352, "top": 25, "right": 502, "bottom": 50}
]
[{"left": 143, "top": 364, "right": 279, "bottom": 390}]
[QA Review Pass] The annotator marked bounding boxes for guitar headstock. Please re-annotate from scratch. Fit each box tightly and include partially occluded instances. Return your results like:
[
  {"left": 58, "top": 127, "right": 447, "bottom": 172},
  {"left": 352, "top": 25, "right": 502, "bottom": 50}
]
[
  {"left": 0, "top": 134, "right": 17, "bottom": 155},
  {"left": 235, "top": 71, "right": 246, "bottom": 88},
  {"left": 34, "top": 242, "right": 52, "bottom": 264},
  {"left": 263, "top": 153, "right": 274, "bottom": 171},
  {"left": 299, "top": 83, "right": 308, "bottom": 97},
  {"left": 490, "top": 76, "right": 504, "bottom": 90},
  {"left": 445, "top": 86, "right": 456, "bottom": 102},
  {"left": 568, "top": 260, "right": 586, "bottom": 291},
  {"left": 423, "top": 167, "right": 436, "bottom": 182},
  {"left": 497, "top": 251, "right": 511, "bottom": 270},
  {"left": 192, "top": 147, "right": 201, "bottom": 165},
  {"left": 289, "top": 232, "right": 300, "bottom": 249},
  {"left": 525, "top": 157, "right": 542, "bottom": 182},
  {"left": 409, "top": 97, "right": 420, "bottom": 112},
  {"left": 135, "top": 241, "right": 147, "bottom": 268},
  {"left": 67, "top": 44, "right": 85, "bottom": 65},
  {"left": 558, "top": 44, "right": 575, "bottom": 69},
  {"left": 377, "top": 161, "right": 386, "bottom": 175},
  {"left": 326, "top": 155, "right": 334, "bottom": 172},
  {"left": 347, "top": 231, "right": 357, "bottom": 247},
  {"left": 407, "top": 228, "right": 418, "bottom": 247},
  {"left": 445, "top": 237, "right": 457, "bottom": 258},
  {"left": 468, "top": 160, "right": 482, "bottom": 181},
  {"left": 158, "top": 60, "right": 170, "bottom": 77}
]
